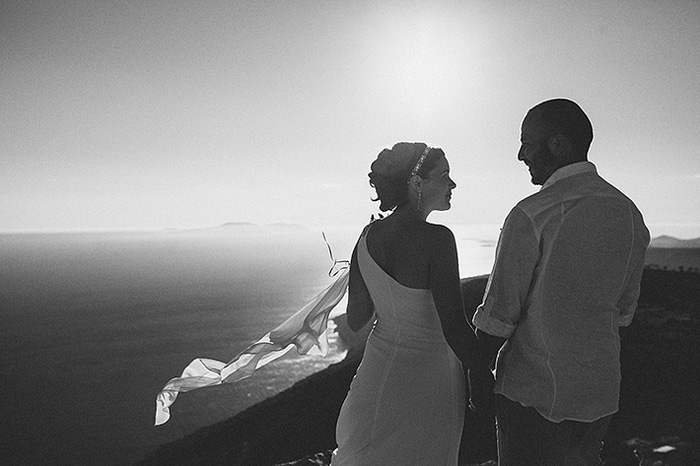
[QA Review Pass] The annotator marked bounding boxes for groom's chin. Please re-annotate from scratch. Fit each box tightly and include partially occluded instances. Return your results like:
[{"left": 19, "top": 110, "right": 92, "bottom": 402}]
[{"left": 530, "top": 174, "right": 546, "bottom": 186}]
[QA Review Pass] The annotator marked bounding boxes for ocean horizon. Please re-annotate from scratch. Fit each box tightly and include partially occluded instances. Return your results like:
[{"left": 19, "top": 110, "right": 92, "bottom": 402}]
[{"left": 1, "top": 223, "right": 697, "bottom": 465}]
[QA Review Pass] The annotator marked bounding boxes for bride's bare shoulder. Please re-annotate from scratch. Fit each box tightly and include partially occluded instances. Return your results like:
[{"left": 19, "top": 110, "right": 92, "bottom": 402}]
[{"left": 424, "top": 222, "right": 456, "bottom": 242}]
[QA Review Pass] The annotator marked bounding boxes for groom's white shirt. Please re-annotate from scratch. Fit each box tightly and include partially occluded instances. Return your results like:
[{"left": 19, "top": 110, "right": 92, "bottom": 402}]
[{"left": 473, "top": 161, "right": 649, "bottom": 423}]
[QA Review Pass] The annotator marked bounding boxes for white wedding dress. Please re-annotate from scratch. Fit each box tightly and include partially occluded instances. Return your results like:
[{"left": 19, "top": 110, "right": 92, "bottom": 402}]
[{"left": 332, "top": 233, "right": 466, "bottom": 465}]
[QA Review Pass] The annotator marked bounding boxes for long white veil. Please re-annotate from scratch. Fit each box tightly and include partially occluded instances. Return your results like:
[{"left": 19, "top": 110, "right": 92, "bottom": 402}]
[{"left": 154, "top": 258, "right": 350, "bottom": 426}]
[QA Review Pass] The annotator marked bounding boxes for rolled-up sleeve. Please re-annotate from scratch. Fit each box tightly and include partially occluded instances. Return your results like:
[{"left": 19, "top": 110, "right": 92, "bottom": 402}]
[
  {"left": 617, "top": 212, "right": 650, "bottom": 327},
  {"left": 473, "top": 207, "right": 539, "bottom": 338},
  {"left": 617, "top": 266, "right": 641, "bottom": 327}
]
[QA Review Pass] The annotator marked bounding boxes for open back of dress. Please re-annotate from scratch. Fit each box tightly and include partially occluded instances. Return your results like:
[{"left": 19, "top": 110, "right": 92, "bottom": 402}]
[{"left": 332, "top": 233, "right": 466, "bottom": 465}]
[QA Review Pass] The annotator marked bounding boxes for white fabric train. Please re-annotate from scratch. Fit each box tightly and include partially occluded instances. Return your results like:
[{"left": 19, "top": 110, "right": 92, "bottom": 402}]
[{"left": 154, "top": 267, "right": 350, "bottom": 426}]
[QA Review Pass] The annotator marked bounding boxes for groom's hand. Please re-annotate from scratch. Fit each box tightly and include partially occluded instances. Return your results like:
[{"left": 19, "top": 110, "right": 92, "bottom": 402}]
[
  {"left": 468, "top": 367, "right": 495, "bottom": 417},
  {"left": 468, "top": 329, "right": 504, "bottom": 416}
]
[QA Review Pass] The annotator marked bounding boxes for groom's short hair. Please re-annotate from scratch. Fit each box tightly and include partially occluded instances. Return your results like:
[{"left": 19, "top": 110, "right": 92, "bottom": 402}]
[{"left": 528, "top": 99, "right": 593, "bottom": 154}]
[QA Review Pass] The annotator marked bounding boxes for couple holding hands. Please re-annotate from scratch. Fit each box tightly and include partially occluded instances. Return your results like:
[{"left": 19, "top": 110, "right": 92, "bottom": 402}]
[{"left": 331, "top": 98, "right": 650, "bottom": 466}]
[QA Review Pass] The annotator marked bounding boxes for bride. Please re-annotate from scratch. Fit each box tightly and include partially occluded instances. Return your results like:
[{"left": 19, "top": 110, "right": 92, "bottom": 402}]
[
  {"left": 152, "top": 142, "right": 491, "bottom": 465},
  {"left": 332, "top": 142, "right": 486, "bottom": 465}
]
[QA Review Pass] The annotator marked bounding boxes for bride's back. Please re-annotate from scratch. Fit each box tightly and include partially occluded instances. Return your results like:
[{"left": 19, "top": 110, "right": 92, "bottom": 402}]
[{"left": 365, "top": 214, "right": 442, "bottom": 290}]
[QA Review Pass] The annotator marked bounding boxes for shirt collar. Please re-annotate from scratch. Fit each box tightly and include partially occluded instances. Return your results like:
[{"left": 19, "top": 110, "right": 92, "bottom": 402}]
[{"left": 541, "top": 161, "right": 597, "bottom": 190}]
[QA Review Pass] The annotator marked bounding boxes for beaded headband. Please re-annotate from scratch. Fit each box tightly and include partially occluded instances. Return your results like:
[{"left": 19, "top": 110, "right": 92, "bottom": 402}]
[{"left": 407, "top": 146, "right": 432, "bottom": 184}]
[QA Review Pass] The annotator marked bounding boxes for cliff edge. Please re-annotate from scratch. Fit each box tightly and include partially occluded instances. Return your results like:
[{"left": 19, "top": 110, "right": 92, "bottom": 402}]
[{"left": 138, "top": 269, "right": 700, "bottom": 466}]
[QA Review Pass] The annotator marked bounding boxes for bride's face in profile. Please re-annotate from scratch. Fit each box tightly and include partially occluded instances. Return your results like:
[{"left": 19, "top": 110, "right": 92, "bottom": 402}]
[{"left": 421, "top": 156, "right": 456, "bottom": 212}]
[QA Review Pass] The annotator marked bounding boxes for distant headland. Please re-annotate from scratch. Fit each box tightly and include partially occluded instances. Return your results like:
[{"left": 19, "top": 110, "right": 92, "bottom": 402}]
[{"left": 648, "top": 235, "right": 700, "bottom": 249}]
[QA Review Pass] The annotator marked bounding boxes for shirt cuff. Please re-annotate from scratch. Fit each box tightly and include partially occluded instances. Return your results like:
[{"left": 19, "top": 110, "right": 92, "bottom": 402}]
[
  {"left": 618, "top": 308, "right": 636, "bottom": 327},
  {"left": 472, "top": 296, "right": 517, "bottom": 338}
]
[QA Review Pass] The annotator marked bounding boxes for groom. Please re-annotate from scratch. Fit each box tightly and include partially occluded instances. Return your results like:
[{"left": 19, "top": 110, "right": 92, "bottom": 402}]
[{"left": 470, "top": 99, "right": 649, "bottom": 465}]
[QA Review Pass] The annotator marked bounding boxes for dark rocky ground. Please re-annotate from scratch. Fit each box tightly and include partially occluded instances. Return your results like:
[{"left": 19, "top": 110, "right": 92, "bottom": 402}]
[{"left": 138, "top": 268, "right": 699, "bottom": 466}]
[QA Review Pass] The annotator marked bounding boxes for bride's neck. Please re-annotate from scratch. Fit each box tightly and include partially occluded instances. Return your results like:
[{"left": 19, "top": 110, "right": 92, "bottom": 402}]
[{"left": 392, "top": 204, "right": 429, "bottom": 222}]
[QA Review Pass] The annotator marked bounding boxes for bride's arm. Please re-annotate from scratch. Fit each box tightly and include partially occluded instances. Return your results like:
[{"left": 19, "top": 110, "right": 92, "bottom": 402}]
[
  {"left": 429, "top": 225, "right": 478, "bottom": 368},
  {"left": 346, "top": 239, "right": 374, "bottom": 332}
]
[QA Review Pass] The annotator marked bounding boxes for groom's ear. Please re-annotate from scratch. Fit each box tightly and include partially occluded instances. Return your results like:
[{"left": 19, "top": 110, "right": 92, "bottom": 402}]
[{"left": 548, "top": 134, "right": 571, "bottom": 158}]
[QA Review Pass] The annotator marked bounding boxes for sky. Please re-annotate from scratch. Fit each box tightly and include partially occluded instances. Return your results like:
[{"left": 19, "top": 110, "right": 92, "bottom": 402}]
[{"left": 2, "top": 0, "right": 699, "bottom": 237}]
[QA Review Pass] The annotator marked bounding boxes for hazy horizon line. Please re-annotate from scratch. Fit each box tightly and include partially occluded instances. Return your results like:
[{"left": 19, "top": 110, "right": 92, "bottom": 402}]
[{"left": 2, "top": 221, "right": 700, "bottom": 240}]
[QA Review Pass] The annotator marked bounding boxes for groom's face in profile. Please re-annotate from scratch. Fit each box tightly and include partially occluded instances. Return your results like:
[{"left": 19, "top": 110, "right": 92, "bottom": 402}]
[{"left": 518, "top": 113, "right": 557, "bottom": 185}]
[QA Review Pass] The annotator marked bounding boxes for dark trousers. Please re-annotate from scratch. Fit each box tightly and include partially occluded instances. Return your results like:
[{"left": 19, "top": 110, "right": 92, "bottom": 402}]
[{"left": 495, "top": 394, "right": 612, "bottom": 466}]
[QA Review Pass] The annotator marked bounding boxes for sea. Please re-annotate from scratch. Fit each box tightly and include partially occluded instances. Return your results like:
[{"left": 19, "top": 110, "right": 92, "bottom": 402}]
[{"left": 0, "top": 223, "right": 696, "bottom": 466}]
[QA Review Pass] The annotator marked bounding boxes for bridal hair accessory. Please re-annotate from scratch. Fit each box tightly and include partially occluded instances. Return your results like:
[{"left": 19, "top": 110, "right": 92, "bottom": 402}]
[
  {"left": 407, "top": 146, "right": 432, "bottom": 184},
  {"left": 154, "top": 233, "right": 350, "bottom": 426},
  {"left": 371, "top": 143, "right": 431, "bottom": 180}
]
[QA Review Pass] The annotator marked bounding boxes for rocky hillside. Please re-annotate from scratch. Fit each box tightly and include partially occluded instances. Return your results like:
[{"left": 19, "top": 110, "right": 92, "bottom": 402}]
[{"left": 138, "top": 269, "right": 700, "bottom": 466}]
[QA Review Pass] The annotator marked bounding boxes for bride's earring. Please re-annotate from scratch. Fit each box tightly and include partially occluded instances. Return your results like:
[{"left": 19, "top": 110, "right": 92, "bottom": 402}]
[{"left": 415, "top": 190, "right": 422, "bottom": 211}]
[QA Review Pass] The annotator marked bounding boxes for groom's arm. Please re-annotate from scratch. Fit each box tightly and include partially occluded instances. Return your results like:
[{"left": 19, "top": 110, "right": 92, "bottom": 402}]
[
  {"left": 468, "top": 330, "right": 506, "bottom": 415},
  {"left": 468, "top": 207, "right": 537, "bottom": 415},
  {"left": 476, "top": 329, "right": 507, "bottom": 369}
]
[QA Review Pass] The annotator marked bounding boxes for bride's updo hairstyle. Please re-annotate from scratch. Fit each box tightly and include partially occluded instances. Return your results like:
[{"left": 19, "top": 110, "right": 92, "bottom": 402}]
[{"left": 369, "top": 142, "right": 445, "bottom": 212}]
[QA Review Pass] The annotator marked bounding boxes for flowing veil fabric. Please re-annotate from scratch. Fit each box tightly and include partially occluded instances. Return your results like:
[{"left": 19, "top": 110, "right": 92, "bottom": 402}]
[{"left": 154, "top": 267, "right": 350, "bottom": 426}]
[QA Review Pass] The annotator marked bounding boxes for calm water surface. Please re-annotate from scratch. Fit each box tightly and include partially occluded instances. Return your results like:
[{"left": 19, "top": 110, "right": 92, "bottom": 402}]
[
  {"left": 0, "top": 224, "right": 500, "bottom": 465},
  {"left": 3, "top": 223, "right": 692, "bottom": 465}
]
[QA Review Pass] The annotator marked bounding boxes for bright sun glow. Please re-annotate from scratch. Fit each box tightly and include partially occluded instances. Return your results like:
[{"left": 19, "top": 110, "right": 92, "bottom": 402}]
[{"left": 359, "top": 4, "right": 485, "bottom": 109}]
